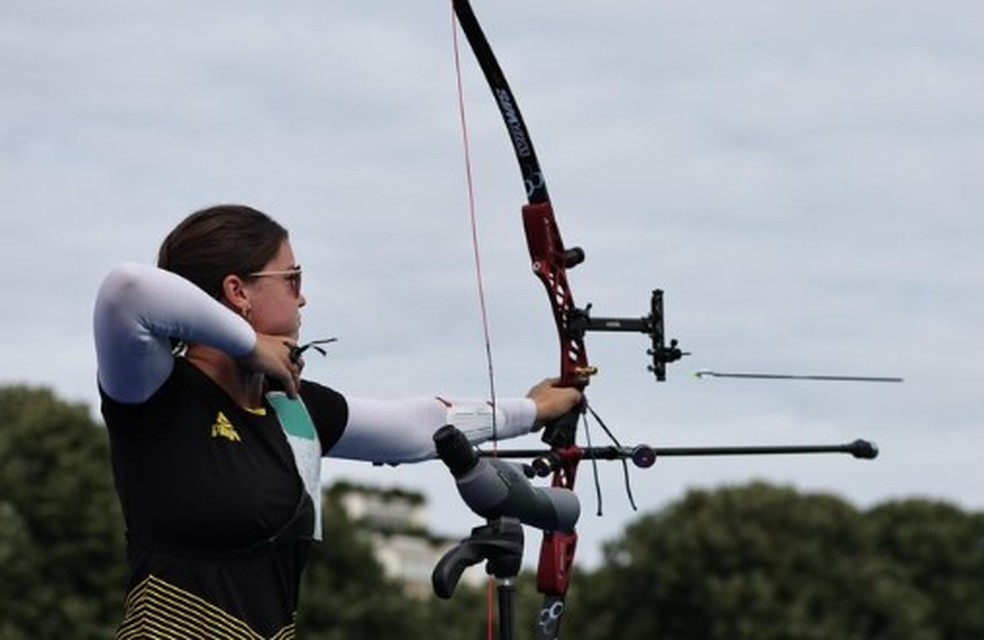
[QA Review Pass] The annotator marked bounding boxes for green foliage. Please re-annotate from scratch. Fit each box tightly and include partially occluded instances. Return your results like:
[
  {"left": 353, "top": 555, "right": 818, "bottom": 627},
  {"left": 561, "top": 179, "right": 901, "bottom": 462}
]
[
  {"left": 566, "top": 482, "right": 984, "bottom": 640},
  {"left": 868, "top": 499, "right": 984, "bottom": 639},
  {"left": 0, "top": 385, "right": 126, "bottom": 640},
  {"left": 4, "top": 384, "right": 984, "bottom": 640}
]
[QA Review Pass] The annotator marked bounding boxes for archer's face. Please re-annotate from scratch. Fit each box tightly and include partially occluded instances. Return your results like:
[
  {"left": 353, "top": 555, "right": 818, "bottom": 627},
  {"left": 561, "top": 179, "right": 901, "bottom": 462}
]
[{"left": 242, "top": 239, "right": 306, "bottom": 340}]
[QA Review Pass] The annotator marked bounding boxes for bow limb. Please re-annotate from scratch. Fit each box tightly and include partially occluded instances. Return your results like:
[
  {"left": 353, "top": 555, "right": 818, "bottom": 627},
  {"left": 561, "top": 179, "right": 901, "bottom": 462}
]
[
  {"left": 452, "top": 2, "right": 586, "bottom": 637},
  {"left": 449, "top": 1, "right": 593, "bottom": 391}
]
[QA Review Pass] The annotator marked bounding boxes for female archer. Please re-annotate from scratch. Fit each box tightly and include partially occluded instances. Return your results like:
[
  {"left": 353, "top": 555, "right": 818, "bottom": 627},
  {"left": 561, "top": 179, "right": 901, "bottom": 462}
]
[{"left": 93, "top": 203, "right": 581, "bottom": 638}]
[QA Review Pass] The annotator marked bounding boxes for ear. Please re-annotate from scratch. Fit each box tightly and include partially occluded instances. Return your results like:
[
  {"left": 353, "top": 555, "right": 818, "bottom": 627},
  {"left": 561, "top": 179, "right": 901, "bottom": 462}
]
[{"left": 221, "top": 274, "right": 252, "bottom": 318}]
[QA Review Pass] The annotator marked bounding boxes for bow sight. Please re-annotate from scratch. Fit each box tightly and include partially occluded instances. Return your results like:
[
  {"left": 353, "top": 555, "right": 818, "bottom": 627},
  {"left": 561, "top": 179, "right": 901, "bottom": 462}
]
[
  {"left": 535, "top": 233, "right": 687, "bottom": 382},
  {"left": 567, "top": 288, "right": 688, "bottom": 382},
  {"left": 521, "top": 202, "right": 687, "bottom": 388}
]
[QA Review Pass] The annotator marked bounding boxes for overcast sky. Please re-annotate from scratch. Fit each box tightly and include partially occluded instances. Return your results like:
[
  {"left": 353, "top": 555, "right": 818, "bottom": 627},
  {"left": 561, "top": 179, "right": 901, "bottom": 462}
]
[{"left": 3, "top": 0, "right": 982, "bottom": 570}]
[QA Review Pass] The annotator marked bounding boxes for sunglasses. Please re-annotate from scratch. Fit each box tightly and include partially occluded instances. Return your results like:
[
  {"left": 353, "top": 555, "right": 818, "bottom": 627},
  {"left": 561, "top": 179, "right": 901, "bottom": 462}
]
[{"left": 247, "top": 266, "right": 303, "bottom": 298}]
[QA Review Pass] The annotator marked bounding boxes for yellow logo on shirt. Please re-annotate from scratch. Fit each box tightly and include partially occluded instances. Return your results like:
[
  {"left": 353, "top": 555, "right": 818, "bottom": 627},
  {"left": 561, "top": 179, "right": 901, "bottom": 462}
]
[{"left": 210, "top": 411, "right": 241, "bottom": 442}]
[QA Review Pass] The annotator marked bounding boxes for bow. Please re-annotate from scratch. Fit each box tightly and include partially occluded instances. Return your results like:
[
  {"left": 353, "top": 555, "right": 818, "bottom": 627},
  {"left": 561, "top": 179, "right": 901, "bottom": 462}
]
[{"left": 451, "top": 2, "right": 685, "bottom": 637}]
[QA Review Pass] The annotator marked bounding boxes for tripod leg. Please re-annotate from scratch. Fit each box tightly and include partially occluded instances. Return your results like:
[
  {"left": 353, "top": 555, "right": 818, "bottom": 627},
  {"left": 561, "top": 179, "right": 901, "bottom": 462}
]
[{"left": 498, "top": 578, "right": 517, "bottom": 640}]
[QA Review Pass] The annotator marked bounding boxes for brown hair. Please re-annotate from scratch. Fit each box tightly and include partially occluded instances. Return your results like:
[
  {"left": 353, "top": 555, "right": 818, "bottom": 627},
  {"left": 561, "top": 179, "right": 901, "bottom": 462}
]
[{"left": 157, "top": 204, "right": 288, "bottom": 299}]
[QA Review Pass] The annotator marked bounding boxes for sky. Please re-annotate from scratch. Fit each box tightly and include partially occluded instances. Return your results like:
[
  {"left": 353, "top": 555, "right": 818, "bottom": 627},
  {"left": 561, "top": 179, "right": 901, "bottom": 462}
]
[{"left": 2, "top": 0, "right": 982, "bottom": 570}]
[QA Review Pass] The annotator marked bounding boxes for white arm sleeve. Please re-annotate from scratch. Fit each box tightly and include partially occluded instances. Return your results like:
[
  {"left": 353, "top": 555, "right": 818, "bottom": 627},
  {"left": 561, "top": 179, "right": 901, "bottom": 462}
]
[
  {"left": 93, "top": 262, "right": 257, "bottom": 404},
  {"left": 331, "top": 396, "right": 538, "bottom": 463}
]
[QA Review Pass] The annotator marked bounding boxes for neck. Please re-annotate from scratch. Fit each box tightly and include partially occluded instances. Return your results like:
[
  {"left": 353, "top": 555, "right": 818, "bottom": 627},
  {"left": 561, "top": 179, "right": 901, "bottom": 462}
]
[{"left": 185, "top": 344, "right": 265, "bottom": 408}]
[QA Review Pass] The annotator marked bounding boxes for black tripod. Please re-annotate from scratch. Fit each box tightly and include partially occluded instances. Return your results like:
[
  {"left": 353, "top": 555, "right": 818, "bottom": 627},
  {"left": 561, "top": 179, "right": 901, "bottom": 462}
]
[{"left": 432, "top": 517, "right": 525, "bottom": 640}]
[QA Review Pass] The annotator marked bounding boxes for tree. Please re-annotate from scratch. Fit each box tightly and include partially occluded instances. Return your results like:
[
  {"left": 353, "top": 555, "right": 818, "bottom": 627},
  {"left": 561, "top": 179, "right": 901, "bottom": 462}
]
[
  {"left": 568, "top": 482, "right": 936, "bottom": 640},
  {"left": 5, "top": 385, "right": 981, "bottom": 640},
  {"left": 868, "top": 499, "right": 984, "bottom": 639},
  {"left": 0, "top": 385, "right": 127, "bottom": 639}
]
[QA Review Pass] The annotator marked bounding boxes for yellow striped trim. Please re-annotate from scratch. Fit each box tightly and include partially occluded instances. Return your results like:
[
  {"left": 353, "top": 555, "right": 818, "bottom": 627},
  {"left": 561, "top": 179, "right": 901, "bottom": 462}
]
[{"left": 117, "top": 574, "right": 295, "bottom": 639}]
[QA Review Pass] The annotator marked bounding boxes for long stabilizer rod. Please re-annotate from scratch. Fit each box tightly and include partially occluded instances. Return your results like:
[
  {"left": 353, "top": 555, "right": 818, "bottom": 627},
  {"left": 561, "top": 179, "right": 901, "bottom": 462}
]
[{"left": 481, "top": 439, "right": 879, "bottom": 477}]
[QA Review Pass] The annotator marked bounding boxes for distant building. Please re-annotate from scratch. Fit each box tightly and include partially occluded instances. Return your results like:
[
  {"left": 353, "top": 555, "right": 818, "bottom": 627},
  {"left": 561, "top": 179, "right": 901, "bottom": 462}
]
[{"left": 326, "top": 481, "right": 487, "bottom": 598}]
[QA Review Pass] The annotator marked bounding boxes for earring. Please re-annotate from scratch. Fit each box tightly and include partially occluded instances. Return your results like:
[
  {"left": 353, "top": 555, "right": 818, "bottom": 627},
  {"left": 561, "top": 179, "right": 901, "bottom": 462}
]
[{"left": 241, "top": 306, "right": 252, "bottom": 320}]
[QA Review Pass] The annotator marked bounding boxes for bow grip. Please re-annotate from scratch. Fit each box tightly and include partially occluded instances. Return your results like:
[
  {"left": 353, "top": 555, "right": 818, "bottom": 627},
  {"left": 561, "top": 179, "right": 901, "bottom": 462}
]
[{"left": 539, "top": 400, "right": 585, "bottom": 451}]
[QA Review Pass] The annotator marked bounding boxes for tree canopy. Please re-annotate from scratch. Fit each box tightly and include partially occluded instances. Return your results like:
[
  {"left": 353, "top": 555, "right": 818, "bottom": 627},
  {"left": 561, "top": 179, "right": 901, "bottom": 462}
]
[
  {"left": 0, "top": 385, "right": 126, "bottom": 639},
  {"left": 566, "top": 482, "right": 983, "bottom": 640}
]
